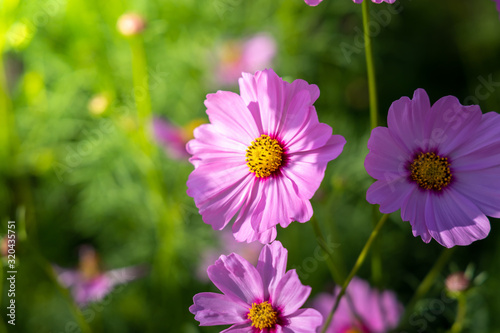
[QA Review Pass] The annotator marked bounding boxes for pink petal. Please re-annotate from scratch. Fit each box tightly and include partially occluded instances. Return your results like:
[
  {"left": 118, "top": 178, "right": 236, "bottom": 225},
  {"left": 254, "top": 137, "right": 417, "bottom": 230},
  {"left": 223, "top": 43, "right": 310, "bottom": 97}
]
[
  {"left": 283, "top": 78, "right": 320, "bottom": 106},
  {"left": 254, "top": 176, "right": 313, "bottom": 233},
  {"left": 276, "top": 91, "right": 314, "bottom": 145},
  {"left": 425, "top": 189, "right": 490, "bottom": 247},
  {"left": 254, "top": 69, "right": 285, "bottom": 137},
  {"left": 365, "top": 127, "right": 411, "bottom": 180},
  {"left": 452, "top": 166, "right": 500, "bottom": 218},
  {"left": 285, "top": 135, "right": 346, "bottom": 199},
  {"left": 452, "top": 112, "right": 500, "bottom": 160},
  {"left": 220, "top": 323, "right": 253, "bottom": 333},
  {"left": 400, "top": 188, "right": 432, "bottom": 243},
  {"left": 284, "top": 109, "right": 332, "bottom": 153},
  {"left": 190, "top": 292, "right": 248, "bottom": 326},
  {"left": 256, "top": 241, "right": 288, "bottom": 300},
  {"left": 282, "top": 308, "right": 323, "bottom": 332},
  {"left": 187, "top": 124, "right": 247, "bottom": 169},
  {"left": 270, "top": 270, "right": 311, "bottom": 316},
  {"left": 208, "top": 253, "right": 264, "bottom": 305},
  {"left": 304, "top": 0, "right": 323, "bottom": 5},
  {"left": 187, "top": 164, "right": 252, "bottom": 230},
  {"left": 426, "top": 96, "right": 482, "bottom": 156},
  {"left": 366, "top": 178, "right": 414, "bottom": 214},
  {"left": 387, "top": 90, "right": 429, "bottom": 152},
  {"left": 452, "top": 112, "right": 500, "bottom": 171},
  {"left": 232, "top": 179, "right": 267, "bottom": 243},
  {"left": 205, "top": 91, "right": 260, "bottom": 145}
]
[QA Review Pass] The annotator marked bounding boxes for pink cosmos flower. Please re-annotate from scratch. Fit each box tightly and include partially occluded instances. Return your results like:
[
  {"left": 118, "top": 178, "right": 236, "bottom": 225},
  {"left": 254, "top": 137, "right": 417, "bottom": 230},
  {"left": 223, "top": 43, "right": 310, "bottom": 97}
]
[
  {"left": 216, "top": 34, "right": 277, "bottom": 86},
  {"left": 190, "top": 240, "right": 323, "bottom": 331},
  {"left": 197, "top": 230, "right": 263, "bottom": 282},
  {"left": 364, "top": 88, "right": 500, "bottom": 248},
  {"left": 186, "top": 69, "right": 346, "bottom": 243},
  {"left": 54, "top": 246, "right": 145, "bottom": 306},
  {"left": 152, "top": 117, "right": 204, "bottom": 160},
  {"left": 304, "top": 0, "right": 395, "bottom": 6},
  {"left": 312, "top": 277, "right": 403, "bottom": 333}
]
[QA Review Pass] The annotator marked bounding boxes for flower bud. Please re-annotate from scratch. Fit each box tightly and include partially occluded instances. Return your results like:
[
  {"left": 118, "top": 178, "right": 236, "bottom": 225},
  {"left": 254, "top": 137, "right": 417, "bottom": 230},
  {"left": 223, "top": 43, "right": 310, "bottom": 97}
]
[
  {"left": 445, "top": 272, "right": 470, "bottom": 293},
  {"left": 117, "top": 13, "right": 146, "bottom": 36}
]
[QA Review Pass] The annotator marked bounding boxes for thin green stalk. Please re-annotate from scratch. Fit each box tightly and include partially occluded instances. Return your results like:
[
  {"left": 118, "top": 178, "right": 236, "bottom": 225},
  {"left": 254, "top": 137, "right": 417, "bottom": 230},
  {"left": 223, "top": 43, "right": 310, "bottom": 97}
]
[
  {"left": 311, "top": 217, "right": 345, "bottom": 286},
  {"left": 371, "top": 206, "right": 382, "bottom": 287},
  {"left": 362, "top": 0, "right": 379, "bottom": 130},
  {"left": 130, "top": 36, "right": 152, "bottom": 127},
  {"left": 363, "top": 0, "right": 383, "bottom": 289},
  {"left": 126, "top": 33, "right": 183, "bottom": 297},
  {"left": 449, "top": 294, "right": 467, "bottom": 333},
  {"left": 321, "top": 214, "right": 390, "bottom": 333},
  {"left": 0, "top": 48, "right": 13, "bottom": 163},
  {"left": 400, "top": 247, "right": 456, "bottom": 327}
]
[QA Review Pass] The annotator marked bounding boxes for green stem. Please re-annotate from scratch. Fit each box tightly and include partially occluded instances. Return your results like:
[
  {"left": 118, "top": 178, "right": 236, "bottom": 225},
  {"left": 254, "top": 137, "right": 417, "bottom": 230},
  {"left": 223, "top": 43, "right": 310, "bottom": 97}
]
[
  {"left": 126, "top": 33, "right": 183, "bottom": 297},
  {"left": 362, "top": 0, "right": 378, "bottom": 130},
  {"left": 400, "top": 247, "right": 456, "bottom": 327},
  {"left": 449, "top": 294, "right": 467, "bottom": 333},
  {"left": 362, "top": 0, "right": 382, "bottom": 290},
  {"left": 371, "top": 206, "right": 382, "bottom": 287},
  {"left": 311, "top": 217, "right": 345, "bottom": 286},
  {"left": 130, "top": 36, "right": 152, "bottom": 127},
  {"left": 321, "top": 214, "right": 390, "bottom": 333},
  {"left": 0, "top": 48, "right": 13, "bottom": 165}
]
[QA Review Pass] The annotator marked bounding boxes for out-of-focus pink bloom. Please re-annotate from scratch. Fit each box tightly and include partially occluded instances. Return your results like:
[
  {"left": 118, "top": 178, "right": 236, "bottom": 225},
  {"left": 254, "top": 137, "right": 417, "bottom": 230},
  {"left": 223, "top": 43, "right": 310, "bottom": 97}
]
[
  {"left": 445, "top": 272, "right": 470, "bottom": 293},
  {"left": 117, "top": 13, "right": 146, "bottom": 36},
  {"left": 152, "top": 117, "right": 204, "bottom": 160},
  {"left": 312, "top": 277, "right": 403, "bottom": 332},
  {"left": 187, "top": 69, "right": 346, "bottom": 244},
  {"left": 216, "top": 34, "right": 276, "bottom": 85},
  {"left": 190, "top": 241, "right": 323, "bottom": 331},
  {"left": 196, "top": 230, "right": 263, "bottom": 282},
  {"left": 494, "top": 0, "right": 500, "bottom": 17},
  {"left": 54, "top": 246, "right": 145, "bottom": 307}
]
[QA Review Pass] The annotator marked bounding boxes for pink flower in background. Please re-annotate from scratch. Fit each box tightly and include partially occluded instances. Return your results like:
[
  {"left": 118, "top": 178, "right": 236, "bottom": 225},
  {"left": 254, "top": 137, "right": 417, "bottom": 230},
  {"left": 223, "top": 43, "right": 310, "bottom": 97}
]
[
  {"left": 305, "top": 0, "right": 395, "bottom": 5},
  {"left": 216, "top": 34, "right": 276, "bottom": 86},
  {"left": 312, "top": 277, "right": 403, "bottom": 332},
  {"left": 152, "top": 117, "right": 204, "bottom": 160},
  {"left": 190, "top": 241, "right": 323, "bottom": 331},
  {"left": 186, "top": 69, "right": 346, "bottom": 243},
  {"left": 54, "top": 246, "right": 145, "bottom": 306},
  {"left": 364, "top": 89, "right": 500, "bottom": 247},
  {"left": 494, "top": 0, "right": 500, "bottom": 16},
  {"left": 352, "top": 0, "right": 396, "bottom": 3},
  {"left": 197, "top": 230, "right": 263, "bottom": 282}
]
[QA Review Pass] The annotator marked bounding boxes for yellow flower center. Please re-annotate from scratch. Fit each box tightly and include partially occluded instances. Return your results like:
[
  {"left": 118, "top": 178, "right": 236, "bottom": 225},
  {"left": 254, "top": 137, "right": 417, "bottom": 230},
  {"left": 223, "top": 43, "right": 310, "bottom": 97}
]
[
  {"left": 246, "top": 134, "right": 283, "bottom": 178},
  {"left": 410, "top": 152, "right": 452, "bottom": 191},
  {"left": 247, "top": 301, "right": 278, "bottom": 330}
]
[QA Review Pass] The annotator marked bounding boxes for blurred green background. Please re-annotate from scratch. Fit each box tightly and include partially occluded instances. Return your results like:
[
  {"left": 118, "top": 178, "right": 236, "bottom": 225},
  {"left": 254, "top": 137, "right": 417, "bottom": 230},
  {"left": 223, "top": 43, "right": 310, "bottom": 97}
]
[{"left": 1, "top": 0, "right": 500, "bottom": 332}]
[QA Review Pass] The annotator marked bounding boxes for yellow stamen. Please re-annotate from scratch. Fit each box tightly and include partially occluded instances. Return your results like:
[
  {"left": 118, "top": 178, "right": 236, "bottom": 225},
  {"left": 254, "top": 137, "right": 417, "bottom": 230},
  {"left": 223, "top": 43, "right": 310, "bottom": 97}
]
[
  {"left": 246, "top": 134, "right": 283, "bottom": 178},
  {"left": 410, "top": 152, "right": 452, "bottom": 191},
  {"left": 247, "top": 301, "right": 278, "bottom": 330}
]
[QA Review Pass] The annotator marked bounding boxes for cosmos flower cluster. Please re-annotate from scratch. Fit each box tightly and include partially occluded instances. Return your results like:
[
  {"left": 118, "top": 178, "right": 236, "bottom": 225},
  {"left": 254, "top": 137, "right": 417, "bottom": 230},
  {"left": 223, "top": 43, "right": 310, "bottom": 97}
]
[{"left": 179, "top": 2, "right": 500, "bottom": 332}]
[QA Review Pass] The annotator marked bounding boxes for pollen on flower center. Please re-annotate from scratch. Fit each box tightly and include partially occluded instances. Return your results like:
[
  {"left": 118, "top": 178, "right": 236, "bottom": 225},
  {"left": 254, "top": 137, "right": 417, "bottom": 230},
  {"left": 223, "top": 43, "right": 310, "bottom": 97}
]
[
  {"left": 410, "top": 152, "right": 452, "bottom": 191},
  {"left": 246, "top": 134, "right": 283, "bottom": 178},
  {"left": 247, "top": 301, "right": 278, "bottom": 330}
]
